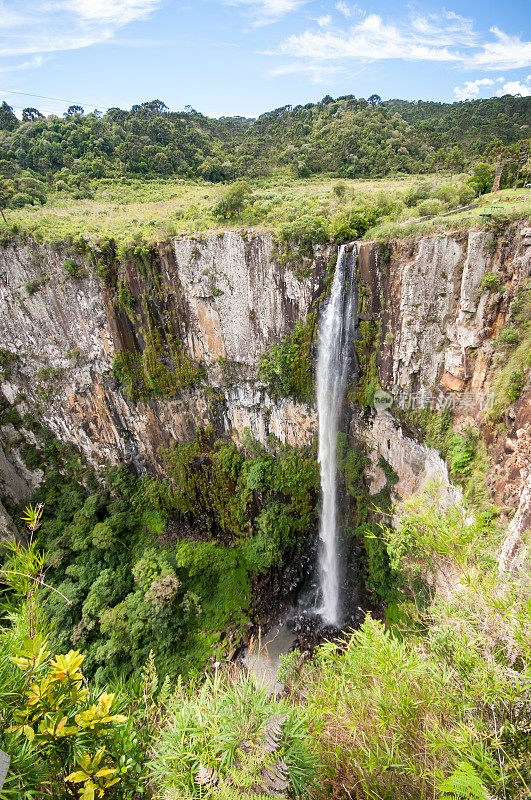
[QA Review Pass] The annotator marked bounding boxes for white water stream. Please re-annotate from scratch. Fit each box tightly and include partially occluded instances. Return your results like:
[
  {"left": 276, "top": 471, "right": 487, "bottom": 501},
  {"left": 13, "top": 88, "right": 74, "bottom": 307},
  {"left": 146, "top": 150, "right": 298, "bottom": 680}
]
[{"left": 316, "top": 244, "right": 357, "bottom": 626}]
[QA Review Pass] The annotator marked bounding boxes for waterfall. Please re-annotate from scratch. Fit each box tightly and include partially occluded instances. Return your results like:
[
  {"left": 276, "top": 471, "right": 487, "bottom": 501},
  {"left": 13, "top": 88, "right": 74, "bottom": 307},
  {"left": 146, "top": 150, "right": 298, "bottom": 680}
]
[{"left": 316, "top": 244, "right": 357, "bottom": 626}]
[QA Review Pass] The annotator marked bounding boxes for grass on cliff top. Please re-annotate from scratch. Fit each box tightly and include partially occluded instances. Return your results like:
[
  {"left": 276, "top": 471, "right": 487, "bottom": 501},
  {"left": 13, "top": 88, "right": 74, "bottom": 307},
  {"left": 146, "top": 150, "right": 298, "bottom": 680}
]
[
  {"left": 367, "top": 187, "right": 531, "bottom": 241},
  {"left": 2, "top": 174, "right": 529, "bottom": 249},
  {"left": 0, "top": 173, "right": 452, "bottom": 246}
]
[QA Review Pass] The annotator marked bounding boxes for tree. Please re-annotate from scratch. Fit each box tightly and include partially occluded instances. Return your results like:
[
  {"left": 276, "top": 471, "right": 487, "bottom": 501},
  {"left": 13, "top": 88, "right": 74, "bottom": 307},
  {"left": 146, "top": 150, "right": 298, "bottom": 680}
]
[
  {"left": 509, "top": 138, "right": 530, "bottom": 188},
  {"left": 468, "top": 162, "right": 494, "bottom": 195},
  {"left": 22, "top": 107, "right": 44, "bottom": 122},
  {"left": 0, "top": 100, "right": 18, "bottom": 131},
  {"left": 0, "top": 179, "right": 13, "bottom": 222},
  {"left": 212, "top": 182, "right": 251, "bottom": 221},
  {"left": 66, "top": 105, "right": 84, "bottom": 116},
  {"left": 484, "top": 139, "right": 511, "bottom": 192},
  {"left": 368, "top": 94, "right": 382, "bottom": 106},
  {"left": 132, "top": 99, "right": 168, "bottom": 116},
  {"left": 447, "top": 146, "right": 464, "bottom": 176}
]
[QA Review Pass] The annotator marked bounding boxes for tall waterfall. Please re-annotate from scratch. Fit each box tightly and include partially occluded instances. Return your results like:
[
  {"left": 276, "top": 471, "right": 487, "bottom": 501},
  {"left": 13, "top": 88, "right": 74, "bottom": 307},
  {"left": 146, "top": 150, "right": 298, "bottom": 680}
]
[{"left": 316, "top": 244, "right": 357, "bottom": 626}]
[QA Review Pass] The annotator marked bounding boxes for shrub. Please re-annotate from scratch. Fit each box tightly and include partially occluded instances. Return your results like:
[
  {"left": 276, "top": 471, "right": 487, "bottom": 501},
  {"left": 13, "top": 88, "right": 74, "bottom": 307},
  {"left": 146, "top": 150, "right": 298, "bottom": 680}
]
[
  {"left": 259, "top": 316, "right": 315, "bottom": 400},
  {"left": 149, "top": 670, "right": 317, "bottom": 799},
  {"left": 24, "top": 279, "right": 42, "bottom": 296},
  {"left": 496, "top": 326, "right": 519, "bottom": 350},
  {"left": 301, "top": 487, "right": 531, "bottom": 799},
  {"left": 10, "top": 191, "right": 33, "bottom": 208},
  {"left": 435, "top": 185, "right": 459, "bottom": 207},
  {"left": 506, "top": 370, "right": 525, "bottom": 403},
  {"left": 212, "top": 182, "right": 251, "bottom": 220},
  {"left": 303, "top": 616, "right": 496, "bottom": 800},
  {"left": 1, "top": 634, "right": 127, "bottom": 799},
  {"left": 467, "top": 163, "right": 494, "bottom": 194},
  {"left": 330, "top": 208, "right": 376, "bottom": 243},
  {"left": 489, "top": 279, "right": 530, "bottom": 418},
  {"left": 404, "top": 181, "right": 433, "bottom": 207},
  {"left": 62, "top": 258, "right": 86, "bottom": 278},
  {"left": 415, "top": 197, "right": 444, "bottom": 216},
  {"left": 479, "top": 272, "right": 500, "bottom": 292},
  {"left": 333, "top": 182, "right": 346, "bottom": 199},
  {"left": 117, "top": 281, "right": 136, "bottom": 311},
  {"left": 456, "top": 183, "right": 476, "bottom": 205},
  {"left": 278, "top": 213, "right": 329, "bottom": 246}
]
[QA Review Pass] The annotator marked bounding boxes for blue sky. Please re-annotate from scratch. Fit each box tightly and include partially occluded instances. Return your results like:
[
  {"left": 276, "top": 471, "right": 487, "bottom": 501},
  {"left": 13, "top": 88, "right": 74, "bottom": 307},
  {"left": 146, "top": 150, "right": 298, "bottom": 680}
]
[{"left": 0, "top": 0, "right": 529, "bottom": 118}]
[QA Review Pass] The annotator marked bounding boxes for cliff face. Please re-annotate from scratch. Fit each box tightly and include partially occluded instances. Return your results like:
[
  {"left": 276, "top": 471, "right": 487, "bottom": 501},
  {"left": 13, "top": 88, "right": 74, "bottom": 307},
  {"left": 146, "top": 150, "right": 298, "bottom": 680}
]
[
  {"left": 0, "top": 231, "right": 324, "bottom": 488},
  {"left": 0, "top": 223, "right": 529, "bottom": 536},
  {"left": 357, "top": 223, "right": 530, "bottom": 541}
]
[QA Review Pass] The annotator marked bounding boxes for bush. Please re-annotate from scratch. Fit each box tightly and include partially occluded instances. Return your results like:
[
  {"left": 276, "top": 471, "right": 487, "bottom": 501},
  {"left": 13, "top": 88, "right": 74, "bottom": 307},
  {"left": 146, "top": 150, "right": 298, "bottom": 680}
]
[
  {"left": 480, "top": 272, "right": 500, "bottom": 292},
  {"left": 301, "top": 487, "right": 531, "bottom": 799},
  {"left": 435, "top": 185, "right": 459, "bottom": 207},
  {"left": 506, "top": 370, "right": 525, "bottom": 403},
  {"left": 333, "top": 182, "right": 346, "bottom": 199},
  {"left": 212, "top": 182, "right": 251, "bottom": 220},
  {"left": 330, "top": 207, "right": 376, "bottom": 243},
  {"left": 259, "top": 316, "right": 315, "bottom": 400},
  {"left": 117, "top": 281, "right": 135, "bottom": 311},
  {"left": 404, "top": 181, "right": 433, "bottom": 207},
  {"left": 415, "top": 198, "right": 444, "bottom": 216},
  {"left": 467, "top": 163, "right": 494, "bottom": 195},
  {"left": 278, "top": 213, "right": 329, "bottom": 246},
  {"left": 456, "top": 183, "right": 476, "bottom": 205},
  {"left": 62, "top": 257, "right": 86, "bottom": 278},
  {"left": 496, "top": 326, "right": 519, "bottom": 350},
  {"left": 303, "top": 616, "right": 497, "bottom": 799},
  {"left": 149, "top": 670, "right": 317, "bottom": 799},
  {"left": 10, "top": 191, "right": 33, "bottom": 208},
  {"left": 0, "top": 632, "right": 128, "bottom": 799},
  {"left": 24, "top": 279, "right": 42, "bottom": 296}
]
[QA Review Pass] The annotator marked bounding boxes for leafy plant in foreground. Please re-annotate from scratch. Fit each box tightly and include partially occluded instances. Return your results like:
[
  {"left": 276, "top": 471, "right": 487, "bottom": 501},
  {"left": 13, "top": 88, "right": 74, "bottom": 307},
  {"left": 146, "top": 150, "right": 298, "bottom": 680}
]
[{"left": 149, "top": 669, "right": 316, "bottom": 799}]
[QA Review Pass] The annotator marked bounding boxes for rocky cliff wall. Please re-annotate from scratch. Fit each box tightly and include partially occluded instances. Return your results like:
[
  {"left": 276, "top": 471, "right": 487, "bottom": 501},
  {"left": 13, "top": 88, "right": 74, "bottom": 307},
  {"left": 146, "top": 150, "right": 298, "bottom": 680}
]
[
  {"left": 0, "top": 223, "right": 529, "bottom": 539},
  {"left": 0, "top": 231, "right": 325, "bottom": 496},
  {"left": 357, "top": 222, "right": 530, "bottom": 543}
]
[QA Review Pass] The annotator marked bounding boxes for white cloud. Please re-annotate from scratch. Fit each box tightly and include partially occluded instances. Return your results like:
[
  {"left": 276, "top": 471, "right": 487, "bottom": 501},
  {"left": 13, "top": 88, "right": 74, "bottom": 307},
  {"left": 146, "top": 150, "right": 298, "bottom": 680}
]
[
  {"left": 274, "top": 12, "right": 465, "bottom": 64},
  {"left": 316, "top": 15, "right": 331, "bottom": 28},
  {"left": 470, "top": 28, "right": 531, "bottom": 70},
  {"left": 334, "top": 2, "right": 363, "bottom": 18},
  {"left": 0, "top": 0, "right": 162, "bottom": 61},
  {"left": 497, "top": 76, "right": 531, "bottom": 97},
  {"left": 62, "top": 0, "right": 161, "bottom": 25},
  {"left": 270, "top": 10, "right": 531, "bottom": 74},
  {"left": 453, "top": 74, "right": 531, "bottom": 100},
  {"left": 0, "top": 55, "right": 46, "bottom": 74},
  {"left": 453, "top": 77, "right": 498, "bottom": 101},
  {"left": 224, "top": 0, "right": 305, "bottom": 26}
]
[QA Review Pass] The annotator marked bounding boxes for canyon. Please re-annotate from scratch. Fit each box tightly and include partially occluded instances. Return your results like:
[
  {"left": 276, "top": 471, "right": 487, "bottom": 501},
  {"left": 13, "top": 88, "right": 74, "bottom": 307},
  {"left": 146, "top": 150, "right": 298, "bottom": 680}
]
[{"left": 0, "top": 221, "right": 530, "bottom": 587}]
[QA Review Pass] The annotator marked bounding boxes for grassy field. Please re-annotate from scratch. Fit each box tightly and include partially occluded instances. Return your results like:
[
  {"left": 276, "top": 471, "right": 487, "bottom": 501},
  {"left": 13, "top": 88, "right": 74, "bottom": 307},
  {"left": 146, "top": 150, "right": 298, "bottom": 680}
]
[
  {"left": 0, "top": 173, "right": 452, "bottom": 246},
  {"left": 1, "top": 174, "right": 528, "bottom": 248}
]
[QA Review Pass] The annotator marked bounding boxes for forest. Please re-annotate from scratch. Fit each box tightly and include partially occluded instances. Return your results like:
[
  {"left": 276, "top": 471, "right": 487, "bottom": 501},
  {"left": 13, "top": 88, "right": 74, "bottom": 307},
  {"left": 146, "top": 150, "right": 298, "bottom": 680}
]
[{"left": 0, "top": 93, "right": 529, "bottom": 206}]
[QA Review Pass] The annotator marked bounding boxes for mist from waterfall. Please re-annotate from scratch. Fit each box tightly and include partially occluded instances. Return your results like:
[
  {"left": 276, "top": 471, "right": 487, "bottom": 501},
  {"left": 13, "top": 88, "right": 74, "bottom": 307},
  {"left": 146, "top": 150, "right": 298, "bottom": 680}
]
[{"left": 316, "top": 244, "right": 357, "bottom": 626}]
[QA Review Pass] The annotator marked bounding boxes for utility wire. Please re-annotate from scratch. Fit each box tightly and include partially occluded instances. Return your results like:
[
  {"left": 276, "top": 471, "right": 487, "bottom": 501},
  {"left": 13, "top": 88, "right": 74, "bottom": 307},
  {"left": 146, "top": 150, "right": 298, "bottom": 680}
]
[
  {"left": 0, "top": 102, "right": 57, "bottom": 113},
  {"left": 0, "top": 89, "right": 108, "bottom": 110}
]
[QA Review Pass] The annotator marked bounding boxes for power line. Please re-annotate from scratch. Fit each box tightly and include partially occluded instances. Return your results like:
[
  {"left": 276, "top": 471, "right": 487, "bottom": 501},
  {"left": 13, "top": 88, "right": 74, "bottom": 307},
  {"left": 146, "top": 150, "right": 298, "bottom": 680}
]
[{"left": 0, "top": 89, "right": 108, "bottom": 110}]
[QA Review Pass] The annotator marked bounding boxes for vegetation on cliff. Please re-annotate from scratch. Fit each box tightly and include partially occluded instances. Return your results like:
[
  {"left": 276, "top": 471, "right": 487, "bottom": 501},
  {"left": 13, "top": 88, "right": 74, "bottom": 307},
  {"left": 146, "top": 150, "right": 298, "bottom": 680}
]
[
  {"left": 2, "top": 479, "right": 530, "bottom": 799},
  {"left": 0, "top": 419, "right": 318, "bottom": 685}
]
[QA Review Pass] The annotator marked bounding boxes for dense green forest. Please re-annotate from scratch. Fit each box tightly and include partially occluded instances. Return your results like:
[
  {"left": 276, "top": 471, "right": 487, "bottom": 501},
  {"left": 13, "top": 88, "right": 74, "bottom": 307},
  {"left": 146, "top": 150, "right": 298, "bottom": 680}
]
[
  {"left": 0, "top": 93, "right": 529, "bottom": 201},
  {"left": 384, "top": 96, "right": 530, "bottom": 151}
]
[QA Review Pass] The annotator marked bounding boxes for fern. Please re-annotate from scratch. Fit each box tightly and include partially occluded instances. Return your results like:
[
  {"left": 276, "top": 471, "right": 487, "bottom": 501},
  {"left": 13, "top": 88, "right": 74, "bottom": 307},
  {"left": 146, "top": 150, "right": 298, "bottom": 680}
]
[{"left": 439, "top": 761, "right": 491, "bottom": 800}]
